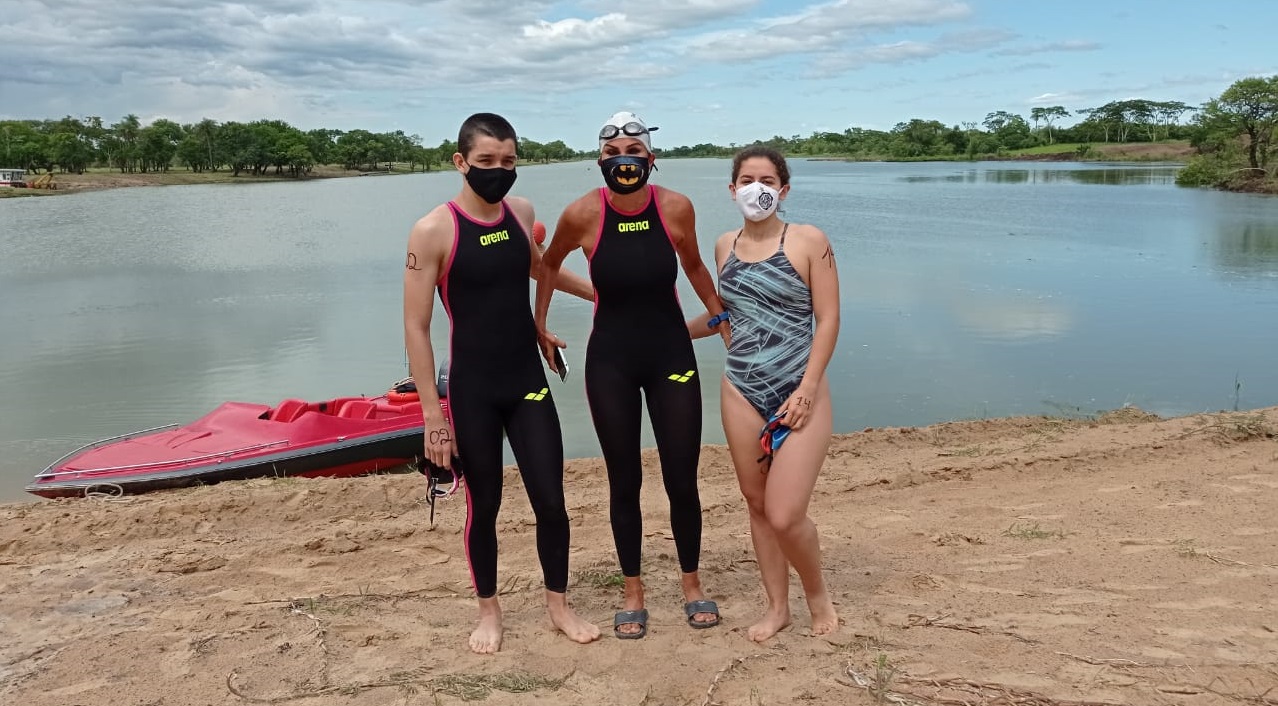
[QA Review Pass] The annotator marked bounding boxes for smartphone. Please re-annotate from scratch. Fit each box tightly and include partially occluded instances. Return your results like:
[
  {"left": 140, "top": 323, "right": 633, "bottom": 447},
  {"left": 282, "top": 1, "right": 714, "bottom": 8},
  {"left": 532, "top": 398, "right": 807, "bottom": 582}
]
[{"left": 553, "top": 347, "right": 569, "bottom": 382}]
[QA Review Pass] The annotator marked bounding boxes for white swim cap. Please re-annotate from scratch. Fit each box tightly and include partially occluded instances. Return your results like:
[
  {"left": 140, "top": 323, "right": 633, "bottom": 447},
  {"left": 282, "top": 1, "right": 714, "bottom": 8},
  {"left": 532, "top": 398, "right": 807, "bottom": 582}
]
[{"left": 598, "top": 111, "right": 658, "bottom": 151}]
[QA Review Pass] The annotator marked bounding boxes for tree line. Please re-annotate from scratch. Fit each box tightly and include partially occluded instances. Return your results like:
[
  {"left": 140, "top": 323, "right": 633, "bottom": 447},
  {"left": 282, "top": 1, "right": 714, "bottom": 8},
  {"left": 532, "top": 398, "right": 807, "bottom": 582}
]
[
  {"left": 0, "top": 116, "right": 578, "bottom": 176},
  {"left": 2, "top": 81, "right": 1272, "bottom": 182},
  {"left": 663, "top": 98, "right": 1195, "bottom": 160}
]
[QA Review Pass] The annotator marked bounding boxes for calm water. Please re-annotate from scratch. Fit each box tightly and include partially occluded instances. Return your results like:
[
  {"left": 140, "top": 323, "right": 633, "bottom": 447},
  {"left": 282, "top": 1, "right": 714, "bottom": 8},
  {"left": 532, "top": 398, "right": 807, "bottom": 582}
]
[{"left": 2, "top": 159, "right": 1277, "bottom": 502}]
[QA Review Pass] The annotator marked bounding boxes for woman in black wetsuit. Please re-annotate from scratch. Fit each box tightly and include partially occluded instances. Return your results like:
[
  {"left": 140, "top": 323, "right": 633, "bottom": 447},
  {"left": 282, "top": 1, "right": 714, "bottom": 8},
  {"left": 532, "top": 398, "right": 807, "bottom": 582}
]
[
  {"left": 404, "top": 112, "right": 600, "bottom": 654},
  {"left": 533, "top": 111, "right": 730, "bottom": 639}
]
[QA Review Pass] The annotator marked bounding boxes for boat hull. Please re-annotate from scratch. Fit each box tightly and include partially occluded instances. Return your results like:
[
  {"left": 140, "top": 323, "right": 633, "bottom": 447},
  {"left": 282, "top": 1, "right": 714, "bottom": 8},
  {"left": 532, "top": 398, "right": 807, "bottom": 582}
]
[{"left": 27, "top": 395, "right": 426, "bottom": 499}]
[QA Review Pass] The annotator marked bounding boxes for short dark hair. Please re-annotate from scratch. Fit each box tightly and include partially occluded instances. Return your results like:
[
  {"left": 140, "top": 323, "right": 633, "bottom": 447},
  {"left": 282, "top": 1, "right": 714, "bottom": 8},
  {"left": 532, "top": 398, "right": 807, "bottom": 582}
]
[
  {"left": 458, "top": 113, "right": 517, "bottom": 157},
  {"left": 731, "top": 145, "right": 791, "bottom": 186}
]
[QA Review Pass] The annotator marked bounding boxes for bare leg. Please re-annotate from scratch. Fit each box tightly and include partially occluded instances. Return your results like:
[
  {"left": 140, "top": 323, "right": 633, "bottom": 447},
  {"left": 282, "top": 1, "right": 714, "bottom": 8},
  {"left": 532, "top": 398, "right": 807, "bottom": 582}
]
[
  {"left": 615, "top": 576, "right": 646, "bottom": 636},
  {"left": 763, "top": 382, "right": 838, "bottom": 635},
  {"left": 722, "top": 377, "right": 837, "bottom": 638},
  {"left": 469, "top": 596, "right": 503, "bottom": 654},
  {"left": 546, "top": 590, "right": 601, "bottom": 644},
  {"left": 721, "top": 379, "right": 792, "bottom": 641}
]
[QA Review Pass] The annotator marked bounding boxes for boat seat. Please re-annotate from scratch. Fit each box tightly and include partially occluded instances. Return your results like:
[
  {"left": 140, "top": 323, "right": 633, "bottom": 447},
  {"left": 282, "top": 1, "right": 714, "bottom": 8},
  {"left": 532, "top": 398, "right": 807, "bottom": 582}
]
[
  {"left": 269, "top": 398, "right": 311, "bottom": 423},
  {"left": 336, "top": 399, "right": 378, "bottom": 419}
]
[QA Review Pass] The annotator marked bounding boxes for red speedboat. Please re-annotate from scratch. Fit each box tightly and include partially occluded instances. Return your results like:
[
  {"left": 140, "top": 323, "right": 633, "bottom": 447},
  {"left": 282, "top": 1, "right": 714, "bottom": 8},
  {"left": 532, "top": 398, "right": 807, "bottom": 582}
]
[{"left": 27, "top": 379, "right": 438, "bottom": 499}]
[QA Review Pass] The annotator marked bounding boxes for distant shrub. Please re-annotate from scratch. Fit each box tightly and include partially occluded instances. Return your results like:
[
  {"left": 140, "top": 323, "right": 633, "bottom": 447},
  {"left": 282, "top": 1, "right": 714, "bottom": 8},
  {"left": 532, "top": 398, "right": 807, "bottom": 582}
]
[{"left": 1175, "top": 155, "right": 1231, "bottom": 187}]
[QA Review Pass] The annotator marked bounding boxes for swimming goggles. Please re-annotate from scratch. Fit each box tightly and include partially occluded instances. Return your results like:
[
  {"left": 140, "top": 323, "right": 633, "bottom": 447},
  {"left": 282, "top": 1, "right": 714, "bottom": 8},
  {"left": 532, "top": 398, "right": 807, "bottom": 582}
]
[
  {"left": 757, "top": 413, "right": 792, "bottom": 472},
  {"left": 418, "top": 457, "right": 462, "bottom": 526},
  {"left": 599, "top": 121, "right": 657, "bottom": 141}
]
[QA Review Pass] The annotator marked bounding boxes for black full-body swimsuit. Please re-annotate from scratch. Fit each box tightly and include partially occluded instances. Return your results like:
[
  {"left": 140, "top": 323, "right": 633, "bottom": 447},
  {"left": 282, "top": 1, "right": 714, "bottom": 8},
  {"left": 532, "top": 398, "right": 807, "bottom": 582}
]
[
  {"left": 439, "top": 201, "right": 569, "bottom": 598},
  {"left": 584, "top": 185, "right": 703, "bottom": 577}
]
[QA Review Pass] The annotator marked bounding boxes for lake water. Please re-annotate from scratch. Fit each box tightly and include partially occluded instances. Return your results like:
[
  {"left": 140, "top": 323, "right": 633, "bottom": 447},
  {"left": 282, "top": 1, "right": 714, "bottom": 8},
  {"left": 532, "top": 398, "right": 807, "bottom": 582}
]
[{"left": 2, "top": 159, "right": 1277, "bottom": 502}]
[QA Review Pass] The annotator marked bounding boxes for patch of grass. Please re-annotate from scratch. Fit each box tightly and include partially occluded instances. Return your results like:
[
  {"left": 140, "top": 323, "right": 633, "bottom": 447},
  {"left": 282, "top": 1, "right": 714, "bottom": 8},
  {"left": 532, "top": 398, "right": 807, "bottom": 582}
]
[
  {"left": 1002, "top": 522, "right": 1066, "bottom": 540},
  {"left": 428, "top": 671, "right": 567, "bottom": 701},
  {"left": 1179, "top": 413, "right": 1276, "bottom": 443},
  {"left": 574, "top": 568, "right": 625, "bottom": 589},
  {"left": 871, "top": 653, "right": 900, "bottom": 705},
  {"left": 1009, "top": 143, "right": 1087, "bottom": 155}
]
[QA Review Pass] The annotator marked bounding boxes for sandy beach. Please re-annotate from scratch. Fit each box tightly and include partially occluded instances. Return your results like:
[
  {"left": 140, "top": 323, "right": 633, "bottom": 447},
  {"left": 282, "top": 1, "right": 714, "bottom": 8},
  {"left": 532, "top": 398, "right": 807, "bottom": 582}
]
[{"left": 2, "top": 406, "right": 1276, "bottom": 705}]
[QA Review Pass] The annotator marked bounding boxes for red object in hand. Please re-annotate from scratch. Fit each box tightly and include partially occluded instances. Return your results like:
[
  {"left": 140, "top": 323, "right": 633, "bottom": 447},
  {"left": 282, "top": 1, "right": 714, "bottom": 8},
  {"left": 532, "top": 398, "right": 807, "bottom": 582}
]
[{"left": 532, "top": 220, "right": 547, "bottom": 245}]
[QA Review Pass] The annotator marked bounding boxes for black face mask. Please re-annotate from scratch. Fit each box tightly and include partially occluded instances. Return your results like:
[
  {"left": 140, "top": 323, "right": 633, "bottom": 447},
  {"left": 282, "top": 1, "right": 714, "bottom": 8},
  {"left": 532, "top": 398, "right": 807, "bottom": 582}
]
[
  {"left": 464, "top": 164, "right": 517, "bottom": 204},
  {"left": 599, "top": 155, "right": 651, "bottom": 195}
]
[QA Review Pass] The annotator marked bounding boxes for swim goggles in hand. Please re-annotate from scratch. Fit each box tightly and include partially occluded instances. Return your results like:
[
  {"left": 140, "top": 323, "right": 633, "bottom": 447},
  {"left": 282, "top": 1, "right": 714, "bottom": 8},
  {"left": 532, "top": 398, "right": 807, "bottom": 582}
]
[
  {"left": 757, "top": 413, "right": 792, "bottom": 472},
  {"left": 417, "top": 457, "right": 462, "bottom": 526}
]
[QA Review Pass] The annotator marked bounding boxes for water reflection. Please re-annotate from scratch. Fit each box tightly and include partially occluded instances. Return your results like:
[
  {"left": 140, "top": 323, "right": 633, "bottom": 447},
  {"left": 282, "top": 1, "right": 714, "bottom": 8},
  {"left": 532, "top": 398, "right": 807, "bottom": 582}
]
[
  {"left": 1211, "top": 221, "right": 1278, "bottom": 276},
  {"left": 949, "top": 292, "right": 1074, "bottom": 342},
  {"left": 901, "top": 166, "right": 1181, "bottom": 186}
]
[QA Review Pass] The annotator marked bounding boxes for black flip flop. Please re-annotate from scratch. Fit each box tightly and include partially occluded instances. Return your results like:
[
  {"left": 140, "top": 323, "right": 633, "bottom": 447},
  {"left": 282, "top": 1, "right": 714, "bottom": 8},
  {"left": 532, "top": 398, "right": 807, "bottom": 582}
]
[
  {"left": 684, "top": 599, "right": 720, "bottom": 629},
  {"left": 613, "top": 609, "right": 649, "bottom": 639}
]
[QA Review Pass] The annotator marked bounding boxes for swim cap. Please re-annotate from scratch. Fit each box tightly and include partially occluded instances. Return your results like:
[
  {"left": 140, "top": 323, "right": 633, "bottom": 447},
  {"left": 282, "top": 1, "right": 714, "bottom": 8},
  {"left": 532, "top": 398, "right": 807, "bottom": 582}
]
[
  {"left": 598, "top": 111, "right": 658, "bottom": 151},
  {"left": 532, "top": 220, "right": 546, "bottom": 245}
]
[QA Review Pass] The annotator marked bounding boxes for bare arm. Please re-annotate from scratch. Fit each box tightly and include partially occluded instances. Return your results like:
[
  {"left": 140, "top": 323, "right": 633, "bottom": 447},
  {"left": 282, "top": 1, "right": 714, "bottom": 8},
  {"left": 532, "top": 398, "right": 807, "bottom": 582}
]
[
  {"left": 777, "top": 226, "right": 841, "bottom": 430},
  {"left": 686, "top": 231, "right": 735, "bottom": 341},
  {"left": 403, "top": 208, "right": 455, "bottom": 468},
  {"left": 533, "top": 198, "right": 593, "bottom": 372}
]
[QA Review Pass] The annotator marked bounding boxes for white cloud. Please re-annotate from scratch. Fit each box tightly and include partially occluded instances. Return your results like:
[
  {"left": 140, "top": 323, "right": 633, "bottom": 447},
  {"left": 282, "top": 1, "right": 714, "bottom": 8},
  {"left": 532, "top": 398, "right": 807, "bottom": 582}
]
[
  {"left": 1028, "top": 92, "right": 1082, "bottom": 105},
  {"left": 683, "top": 2, "right": 1004, "bottom": 79},
  {"left": 994, "top": 40, "right": 1101, "bottom": 57}
]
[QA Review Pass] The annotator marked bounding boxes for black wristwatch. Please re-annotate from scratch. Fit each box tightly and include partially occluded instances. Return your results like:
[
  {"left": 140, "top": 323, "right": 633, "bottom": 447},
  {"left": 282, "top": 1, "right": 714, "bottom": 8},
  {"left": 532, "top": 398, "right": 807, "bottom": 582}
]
[{"left": 707, "top": 311, "right": 731, "bottom": 329}]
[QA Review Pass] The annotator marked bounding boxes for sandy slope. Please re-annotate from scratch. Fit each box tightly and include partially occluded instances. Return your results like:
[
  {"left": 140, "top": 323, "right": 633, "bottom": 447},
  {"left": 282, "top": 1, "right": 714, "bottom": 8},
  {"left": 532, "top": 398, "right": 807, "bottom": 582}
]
[{"left": 2, "top": 407, "right": 1276, "bottom": 706}]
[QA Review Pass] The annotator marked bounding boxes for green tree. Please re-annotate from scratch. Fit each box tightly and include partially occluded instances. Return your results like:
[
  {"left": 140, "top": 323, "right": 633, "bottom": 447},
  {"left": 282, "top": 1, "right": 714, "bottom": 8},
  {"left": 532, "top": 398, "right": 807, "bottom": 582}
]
[
  {"left": 111, "top": 114, "right": 142, "bottom": 172},
  {"left": 1199, "top": 76, "right": 1278, "bottom": 170},
  {"left": 1030, "top": 106, "right": 1070, "bottom": 143}
]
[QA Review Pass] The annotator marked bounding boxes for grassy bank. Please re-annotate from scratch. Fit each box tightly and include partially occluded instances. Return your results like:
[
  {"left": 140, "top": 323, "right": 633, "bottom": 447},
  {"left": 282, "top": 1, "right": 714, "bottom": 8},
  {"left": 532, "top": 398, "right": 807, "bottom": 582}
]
[
  {"left": 0, "top": 159, "right": 578, "bottom": 198},
  {"left": 1000, "top": 140, "right": 1194, "bottom": 162},
  {"left": 0, "top": 163, "right": 449, "bottom": 198}
]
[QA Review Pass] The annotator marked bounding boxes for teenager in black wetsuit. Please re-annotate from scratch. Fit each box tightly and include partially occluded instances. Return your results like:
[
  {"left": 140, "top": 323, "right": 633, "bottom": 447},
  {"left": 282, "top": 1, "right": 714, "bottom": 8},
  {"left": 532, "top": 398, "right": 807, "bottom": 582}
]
[
  {"left": 403, "top": 113, "right": 600, "bottom": 654},
  {"left": 533, "top": 112, "right": 730, "bottom": 639}
]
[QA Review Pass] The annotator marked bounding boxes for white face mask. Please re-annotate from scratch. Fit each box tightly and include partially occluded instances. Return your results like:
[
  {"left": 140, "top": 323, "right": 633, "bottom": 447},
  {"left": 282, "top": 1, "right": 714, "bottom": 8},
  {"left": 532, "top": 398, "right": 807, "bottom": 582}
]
[{"left": 733, "top": 181, "right": 780, "bottom": 222}]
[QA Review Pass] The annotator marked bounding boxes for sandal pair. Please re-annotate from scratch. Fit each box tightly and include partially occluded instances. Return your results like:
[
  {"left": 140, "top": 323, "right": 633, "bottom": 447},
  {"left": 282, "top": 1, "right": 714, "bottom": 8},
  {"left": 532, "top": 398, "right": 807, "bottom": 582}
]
[{"left": 612, "top": 600, "right": 721, "bottom": 639}]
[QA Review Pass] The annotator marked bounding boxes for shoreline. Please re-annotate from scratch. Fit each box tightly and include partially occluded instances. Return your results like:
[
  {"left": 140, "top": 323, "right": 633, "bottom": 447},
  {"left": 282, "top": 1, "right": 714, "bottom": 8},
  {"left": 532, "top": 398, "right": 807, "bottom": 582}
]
[
  {"left": 0, "top": 164, "right": 433, "bottom": 197},
  {"left": 3, "top": 405, "right": 1275, "bottom": 705}
]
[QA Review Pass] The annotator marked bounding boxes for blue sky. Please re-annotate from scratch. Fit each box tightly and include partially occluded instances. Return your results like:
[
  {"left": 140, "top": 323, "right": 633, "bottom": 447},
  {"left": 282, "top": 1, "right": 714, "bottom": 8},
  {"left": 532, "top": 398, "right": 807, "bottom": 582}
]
[{"left": 3, "top": 0, "right": 1274, "bottom": 151}]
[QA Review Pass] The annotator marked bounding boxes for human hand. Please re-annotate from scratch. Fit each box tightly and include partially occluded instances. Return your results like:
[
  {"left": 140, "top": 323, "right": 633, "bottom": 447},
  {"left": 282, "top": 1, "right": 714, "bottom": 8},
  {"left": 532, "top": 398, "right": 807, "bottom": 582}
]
[
  {"left": 423, "top": 411, "right": 456, "bottom": 470},
  {"left": 537, "top": 329, "right": 566, "bottom": 374},
  {"left": 776, "top": 386, "right": 816, "bottom": 431},
  {"left": 716, "top": 320, "right": 731, "bottom": 348}
]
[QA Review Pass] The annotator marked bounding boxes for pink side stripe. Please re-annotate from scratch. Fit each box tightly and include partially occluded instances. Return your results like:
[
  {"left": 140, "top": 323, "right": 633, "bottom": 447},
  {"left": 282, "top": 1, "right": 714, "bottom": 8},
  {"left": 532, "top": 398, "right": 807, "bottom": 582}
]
[{"left": 439, "top": 203, "right": 478, "bottom": 593}]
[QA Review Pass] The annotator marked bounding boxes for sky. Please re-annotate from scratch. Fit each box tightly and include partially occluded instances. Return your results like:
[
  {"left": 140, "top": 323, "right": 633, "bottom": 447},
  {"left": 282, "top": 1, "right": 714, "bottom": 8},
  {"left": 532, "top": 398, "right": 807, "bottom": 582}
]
[{"left": 2, "top": 0, "right": 1275, "bottom": 151}]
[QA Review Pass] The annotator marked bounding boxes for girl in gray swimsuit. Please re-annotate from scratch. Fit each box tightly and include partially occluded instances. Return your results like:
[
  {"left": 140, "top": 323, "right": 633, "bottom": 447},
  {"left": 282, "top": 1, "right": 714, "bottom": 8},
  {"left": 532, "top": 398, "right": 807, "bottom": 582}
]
[
  {"left": 719, "top": 223, "right": 814, "bottom": 420},
  {"left": 690, "top": 145, "right": 842, "bottom": 643}
]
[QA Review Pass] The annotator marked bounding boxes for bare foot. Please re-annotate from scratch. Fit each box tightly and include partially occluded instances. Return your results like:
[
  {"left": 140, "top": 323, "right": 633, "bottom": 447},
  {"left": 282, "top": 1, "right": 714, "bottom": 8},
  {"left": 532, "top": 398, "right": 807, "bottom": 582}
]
[
  {"left": 546, "top": 591, "right": 601, "bottom": 644},
  {"left": 681, "top": 571, "right": 718, "bottom": 626},
  {"left": 806, "top": 591, "right": 839, "bottom": 636},
  {"left": 746, "top": 606, "right": 791, "bottom": 642},
  {"left": 616, "top": 576, "right": 645, "bottom": 637},
  {"left": 469, "top": 598, "right": 503, "bottom": 654}
]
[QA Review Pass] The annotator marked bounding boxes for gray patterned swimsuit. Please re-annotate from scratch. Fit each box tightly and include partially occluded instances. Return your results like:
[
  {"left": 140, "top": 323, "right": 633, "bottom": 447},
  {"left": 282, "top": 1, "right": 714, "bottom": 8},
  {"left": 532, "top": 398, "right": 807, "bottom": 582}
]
[{"left": 719, "top": 224, "right": 814, "bottom": 419}]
